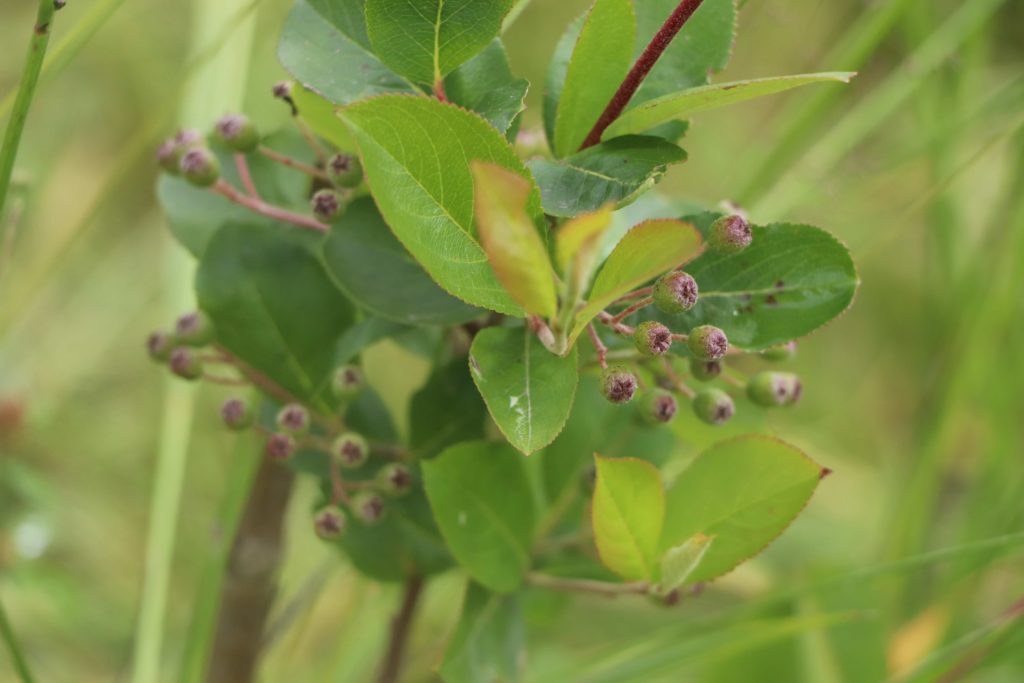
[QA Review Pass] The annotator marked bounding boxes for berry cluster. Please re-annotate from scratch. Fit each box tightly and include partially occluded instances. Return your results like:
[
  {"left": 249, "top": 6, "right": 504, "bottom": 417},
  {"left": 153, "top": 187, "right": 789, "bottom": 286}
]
[
  {"left": 156, "top": 82, "right": 364, "bottom": 233},
  {"left": 589, "top": 215, "right": 802, "bottom": 426}
]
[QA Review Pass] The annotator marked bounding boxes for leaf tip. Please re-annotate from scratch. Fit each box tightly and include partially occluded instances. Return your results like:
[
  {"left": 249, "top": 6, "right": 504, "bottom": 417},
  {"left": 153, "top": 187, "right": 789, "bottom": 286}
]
[{"left": 819, "top": 466, "right": 834, "bottom": 480}]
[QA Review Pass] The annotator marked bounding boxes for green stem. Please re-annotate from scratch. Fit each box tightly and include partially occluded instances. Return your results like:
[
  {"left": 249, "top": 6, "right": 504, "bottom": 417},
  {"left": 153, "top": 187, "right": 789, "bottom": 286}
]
[
  {"left": 0, "top": 598, "right": 37, "bottom": 683},
  {"left": 0, "top": 0, "right": 60, "bottom": 231}
]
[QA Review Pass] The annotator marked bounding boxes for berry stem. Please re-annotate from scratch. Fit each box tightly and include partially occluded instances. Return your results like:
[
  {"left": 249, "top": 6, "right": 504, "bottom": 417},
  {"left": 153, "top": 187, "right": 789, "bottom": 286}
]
[
  {"left": 596, "top": 311, "right": 636, "bottom": 337},
  {"left": 611, "top": 296, "right": 654, "bottom": 324},
  {"left": 613, "top": 286, "right": 654, "bottom": 305},
  {"left": 376, "top": 576, "right": 425, "bottom": 683},
  {"left": 328, "top": 460, "right": 351, "bottom": 505},
  {"left": 257, "top": 145, "right": 331, "bottom": 182},
  {"left": 210, "top": 180, "right": 329, "bottom": 233},
  {"left": 295, "top": 119, "right": 329, "bottom": 163},
  {"left": 234, "top": 153, "right": 260, "bottom": 199},
  {"left": 587, "top": 323, "right": 609, "bottom": 369},
  {"left": 579, "top": 0, "right": 707, "bottom": 150},
  {"left": 202, "top": 372, "right": 250, "bottom": 387},
  {"left": 528, "top": 315, "right": 560, "bottom": 354},
  {"left": 526, "top": 572, "right": 649, "bottom": 597},
  {"left": 660, "top": 358, "right": 696, "bottom": 398}
]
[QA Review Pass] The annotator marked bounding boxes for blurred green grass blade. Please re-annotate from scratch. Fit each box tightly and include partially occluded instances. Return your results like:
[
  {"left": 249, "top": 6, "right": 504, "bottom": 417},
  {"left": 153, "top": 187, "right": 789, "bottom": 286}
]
[
  {"left": 177, "top": 432, "right": 263, "bottom": 683},
  {"left": 752, "top": 0, "right": 1007, "bottom": 219},
  {"left": 0, "top": 598, "right": 37, "bottom": 683},
  {"left": 129, "top": 1, "right": 258, "bottom": 682},
  {"left": 736, "top": 0, "right": 916, "bottom": 204},
  {"left": 0, "top": 0, "right": 128, "bottom": 121},
  {"left": 0, "top": 0, "right": 58, "bottom": 236}
]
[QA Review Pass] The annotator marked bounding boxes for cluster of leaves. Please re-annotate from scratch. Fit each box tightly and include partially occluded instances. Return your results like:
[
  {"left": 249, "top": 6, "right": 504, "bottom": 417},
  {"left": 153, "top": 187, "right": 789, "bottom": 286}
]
[{"left": 152, "top": 0, "right": 860, "bottom": 676}]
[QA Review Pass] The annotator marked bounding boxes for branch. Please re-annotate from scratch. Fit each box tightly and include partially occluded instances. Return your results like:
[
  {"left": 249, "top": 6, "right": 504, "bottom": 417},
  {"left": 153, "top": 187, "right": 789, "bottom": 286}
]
[
  {"left": 258, "top": 146, "right": 330, "bottom": 182},
  {"left": 579, "top": 0, "right": 707, "bottom": 150},
  {"left": 234, "top": 154, "right": 260, "bottom": 198},
  {"left": 210, "top": 180, "right": 329, "bottom": 233},
  {"left": 376, "top": 577, "right": 425, "bottom": 683},
  {"left": 0, "top": 0, "right": 62, "bottom": 234},
  {"left": 610, "top": 296, "right": 653, "bottom": 324}
]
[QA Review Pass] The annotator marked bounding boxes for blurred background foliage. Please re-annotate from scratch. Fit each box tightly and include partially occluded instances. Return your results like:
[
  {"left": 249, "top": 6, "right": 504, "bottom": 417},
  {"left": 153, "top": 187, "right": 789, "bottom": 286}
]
[{"left": 2, "top": 0, "right": 1024, "bottom": 680}]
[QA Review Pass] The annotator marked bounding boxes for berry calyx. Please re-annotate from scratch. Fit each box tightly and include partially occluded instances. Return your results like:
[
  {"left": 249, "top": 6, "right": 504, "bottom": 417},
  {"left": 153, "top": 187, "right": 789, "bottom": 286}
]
[
  {"left": 692, "top": 388, "right": 735, "bottom": 425},
  {"left": 653, "top": 272, "right": 699, "bottom": 314},
  {"left": 146, "top": 331, "right": 174, "bottom": 361},
  {"left": 331, "top": 365, "right": 363, "bottom": 401},
  {"left": 350, "top": 491, "right": 386, "bottom": 524},
  {"left": 156, "top": 129, "right": 203, "bottom": 175},
  {"left": 326, "top": 153, "right": 363, "bottom": 188},
  {"left": 761, "top": 341, "right": 797, "bottom": 362},
  {"left": 174, "top": 310, "right": 215, "bottom": 346},
  {"left": 179, "top": 147, "right": 220, "bottom": 187},
  {"left": 600, "top": 366, "right": 638, "bottom": 404},
  {"left": 645, "top": 389, "right": 678, "bottom": 423},
  {"left": 332, "top": 432, "right": 369, "bottom": 469},
  {"left": 220, "top": 398, "right": 252, "bottom": 431},
  {"left": 634, "top": 321, "right": 673, "bottom": 356},
  {"left": 747, "top": 371, "right": 802, "bottom": 407},
  {"left": 265, "top": 433, "right": 297, "bottom": 461},
  {"left": 168, "top": 348, "right": 203, "bottom": 381},
  {"left": 708, "top": 214, "right": 752, "bottom": 254},
  {"left": 276, "top": 403, "right": 310, "bottom": 435},
  {"left": 213, "top": 113, "right": 260, "bottom": 153},
  {"left": 377, "top": 463, "right": 413, "bottom": 497},
  {"left": 313, "top": 505, "right": 347, "bottom": 540},
  {"left": 689, "top": 358, "right": 722, "bottom": 382},
  {"left": 272, "top": 81, "right": 293, "bottom": 100},
  {"left": 687, "top": 325, "right": 728, "bottom": 361},
  {"left": 311, "top": 189, "right": 344, "bottom": 223}
]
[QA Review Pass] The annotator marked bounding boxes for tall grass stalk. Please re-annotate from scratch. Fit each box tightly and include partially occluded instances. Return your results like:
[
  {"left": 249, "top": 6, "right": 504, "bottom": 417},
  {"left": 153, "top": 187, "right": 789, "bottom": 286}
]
[
  {"left": 129, "top": 1, "right": 257, "bottom": 681},
  {"left": 0, "top": 598, "right": 37, "bottom": 683}
]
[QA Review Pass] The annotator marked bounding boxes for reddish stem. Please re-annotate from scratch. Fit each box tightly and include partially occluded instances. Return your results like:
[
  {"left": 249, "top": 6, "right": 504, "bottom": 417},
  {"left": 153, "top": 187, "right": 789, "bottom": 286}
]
[
  {"left": 210, "top": 180, "right": 329, "bottom": 233},
  {"left": 433, "top": 79, "right": 448, "bottom": 102},
  {"left": 596, "top": 311, "right": 636, "bottom": 337},
  {"left": 587, "top": 323, "right": 609, "bottom": 369},
  {"left": 257, "top": 145, "right": 330, "bottom": 182},
  {"left": 611, "top": 296, "right": 654, "bottom": 324},
  {"left": 377, "top": 577, "right": 425, "bottom": 683},
  {"left": 579, "top": 0, "right": 707, "bottom": 150},
  {"left": 613, "top": 286, "right": 654, "bottom": 305},
  {"left": 234, "top": 153, "right": 260, "bottom": 199}
]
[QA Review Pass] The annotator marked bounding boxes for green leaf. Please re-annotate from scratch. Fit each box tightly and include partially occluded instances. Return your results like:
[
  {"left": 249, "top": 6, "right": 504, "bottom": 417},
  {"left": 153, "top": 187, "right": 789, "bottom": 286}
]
[
  {"left": 338, "top": 95, "right": 543, "bottom": 315},
  {"left": 365, "top": 0, "right": 513, "bottom": 86},
  {"left": 528, "top": 135, "right": 686, "bottom": 217},
  {"left": 289, "top": 85, "right": 355, "bottom": 152},
  {"left": 158, "top": 132, "right": 313, "bottom": 257},
  {"left": 632, "top": 0, "right": 736, "bottom": 102},
  {"left": 663, "top": 216, "right": 859, "bottom": 349},
  {"left": 592, "top": 455, "right": 665, "bottom": 581},
  {"left": 322, "top": 197, "right": 484, "bottom": 325},
  {"left": 331, "top": 316, "right": 409, "bottom": 367},
  {"left": 658, "top": 533, "right": 713, "bottom": 595},
  {"left": 542, "top": 14, "right": 583, "bottom": 148},
  {"left": 472, "top": 162, "right": 558, "bottom": 319},
  {"left": 410, "top": 360, "right": 488, "bottom": 459},
  {"left": 553, "top": 0, "right": 635, "bottom": 156},
  {"left": 570, "top": 218, "right": 702, "bottom": 343},
  {"left": 469, "top": 327, "right": 578, "bottom": 455},
  {"left": 445, "top": 40, "right": 529, "bottom": 135},
  {"left": 195, "top": 222, "right": 354, "bottom": 409},
  {"left": 604, "top": 72, "right": 857, "bottom": 140},
  {"left": 439, "top": 582, "right": 523, "bottom": 683},
  {"left": 660, "top": 436, "right": 826, "bottom": 583},
  {"left": 423, "top": 440, "right": 535, "bottom": 592},
  {"left": 278, "top": 0, "right": 414, "bottom": 105},
  {"left": 554, "top": 208, "right": 612, "bottom": 297}
]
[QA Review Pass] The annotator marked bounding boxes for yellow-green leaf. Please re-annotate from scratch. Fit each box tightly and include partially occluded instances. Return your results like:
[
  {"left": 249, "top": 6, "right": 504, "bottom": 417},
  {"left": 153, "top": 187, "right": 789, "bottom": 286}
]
[
  {"left": 592, "top": 455, "right": 665, "bottom": 581},
  {"left": 555, "top": 207, "right": 612, "bottom": 296}
]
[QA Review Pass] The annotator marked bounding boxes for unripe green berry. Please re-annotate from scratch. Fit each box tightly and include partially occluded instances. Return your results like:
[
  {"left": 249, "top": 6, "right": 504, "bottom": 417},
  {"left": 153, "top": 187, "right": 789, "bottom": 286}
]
[
  {"left": 332, "top": 432, "right": 369, "bottom": 469},
  {"left": 265, "top": 432, "right": 297, "bottom": 461},
  {"left": 213, "top": 113, "right": 260, "bottom": 153},
  {"left": 653, "top": 271, "right": 699, "bottom": 314},
  {"left": 168, "top": 347, "right": 203, "bottom": 381},
  {"left": 600, "top": 366, "right": 638, "bottom": 404},
  {"left": 747, "top": 371, "right": 802, "bottom": 407},
  {"left": 272, "top": 81, "right": 293, "bottom": 100},
  {"left": 327, "top": 153, "right": 363, "bottom": 188},
  {"left": 687, "top": 325, "right": 728, "bottom": 361},
  {"left": 692, "top": 388, "right": 735, "bottom": 425},
  {"left": 179, "top": 147, "right": 220, "bottom": 187},
  {"left": 313, "top": 505, "right": 347, "bottom": 540},
  {"left": 644, "top": 389, "right": 678, "bottom": 424},
  {"left": 311, "top": 189, "right": 345, "bottom": 223},
  {"left": 350, "top": 490, "right": 386, "bottom": 524},
  {"left": 689, "top": 358, "right": 722, "bottom": 382},
  {"left": 331, "top": 365, "right": 363, "bottom": 401},
  {"left": 633, "top": 321, "right": 673, "bottom": 356},
  {"left": 174, "top": 310, "right": 215, "bottom": 346},
  {"left": 377, "top": 463, "right": 413, "bottom": 497},
  {"left": 276, "top": 403, "right": 310, "bottom": 435},
  {"left": 708, "top": 214, "right": 752, "bottom": 254},
  {"left": 761, "top": 341, "right": 797, "bottom": 362},
  {"left": 220, "top": 398, "right": 253, "bottom": 431},
  {"left": 156, "top": 129, "right": 203, "bottom": 175},
  {"left": 146, "top": 331, "right": 174, "bottom": 361}
]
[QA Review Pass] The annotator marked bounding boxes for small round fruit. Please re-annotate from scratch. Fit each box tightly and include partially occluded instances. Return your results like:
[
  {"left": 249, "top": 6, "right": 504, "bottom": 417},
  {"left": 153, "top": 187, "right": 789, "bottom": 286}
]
[
  {"left": 634, "top": 321, "right": 673, "bottom": 356},
  {"left": 146, "top": 331, "right": 174, "bottom": 362},
  {"left": 265, "top": 433, "right": 297, "bottom": 461},
  {"left": 708, "top": 214, "right": 752, "bottom": 254},
  {"left": 687, "top": 325, "right": 728, "bottom": 361},
  {"left": 179, "top": 147, "right": 220, "bottom": 187},
  {"left": 311, "top": 189, "right": 345, "bottom": 223},
  {"left": 600, "top": 366, "right": 638, "bottom": 404},
  {"left": 332, "top": 432, "right": 369, "bottom": 469},
  {"left": 377, "top": 463, "right": 413, "bottom": 497},
  {"left": 746, "top": 371, "right": 802, "bottom": 407},
  {"left": 761, "top": 341, "right": 797, "bottom": 362},
  {"left": 350, "top": 491, "right": 386, "bottom": 524},
  {"left": 313, "top": 505, "right": 347, "bottom": 540},
  {"left": 645, "top": 389, "right": 678, "bottom": 424},
  {"left": 331, "top": 365, "right": 363, "bottom": 401},
  {"left": 174, "top": 311, "right": 215, "bottom": 347},
  {"left": 213, "top": 113, "right": 260, "bottom": 153},
  {"left": 689, "top": 358, "right": 722, "bottom": 382},
  {"left": 276, "top": 403, "right": 310, "bottom": 435},
  {"left": 168, "top": 348, "right": 203, "bottom": 381},
  {"left": 326, "top": 153, "right": 363, "bottom": 188},
  {"left": 653, "top": 271, "right": 699, "bottom": 314},
  {"left": 220, "top": 398, "right": 253, "bottom": 431},
  {"left": 692, "top": 388, "right": 735, "bottom": 425}
]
